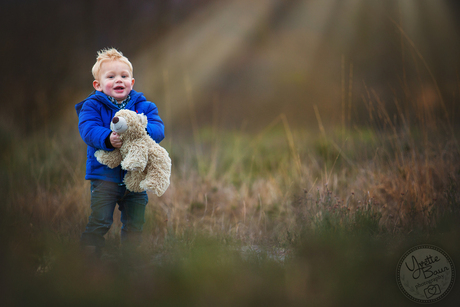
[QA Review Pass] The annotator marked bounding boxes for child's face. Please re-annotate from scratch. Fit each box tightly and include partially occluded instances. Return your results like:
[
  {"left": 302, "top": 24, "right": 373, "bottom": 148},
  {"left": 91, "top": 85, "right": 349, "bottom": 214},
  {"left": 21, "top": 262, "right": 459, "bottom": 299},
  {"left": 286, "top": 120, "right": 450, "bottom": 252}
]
[{"left": 93, "top": 60, "right": 135, "bottom": 102}]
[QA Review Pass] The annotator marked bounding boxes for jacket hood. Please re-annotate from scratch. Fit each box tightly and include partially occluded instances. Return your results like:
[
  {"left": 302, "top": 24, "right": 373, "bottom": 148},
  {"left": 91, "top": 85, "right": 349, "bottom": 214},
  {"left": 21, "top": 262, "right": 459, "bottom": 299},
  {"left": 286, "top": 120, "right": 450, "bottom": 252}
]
[{"left": 75, "top": 90, "right": 147, "bottom": 116}]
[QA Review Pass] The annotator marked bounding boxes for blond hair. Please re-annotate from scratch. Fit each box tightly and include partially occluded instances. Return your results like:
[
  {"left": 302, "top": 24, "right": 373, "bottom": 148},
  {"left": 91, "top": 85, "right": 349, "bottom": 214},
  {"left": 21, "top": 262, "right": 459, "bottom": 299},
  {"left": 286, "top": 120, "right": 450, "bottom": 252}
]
[{"left": 92, "top": 48, "right": 133, "bottom": 80}]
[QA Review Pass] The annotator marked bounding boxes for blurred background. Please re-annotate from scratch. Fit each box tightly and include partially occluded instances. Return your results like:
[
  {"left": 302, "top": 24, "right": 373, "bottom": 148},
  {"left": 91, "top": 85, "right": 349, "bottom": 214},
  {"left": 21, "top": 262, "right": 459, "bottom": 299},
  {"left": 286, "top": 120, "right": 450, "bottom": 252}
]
[
  {"left": 2, "top": 1, "right": 460, "bottom": 305},
  {"left": 2, "top": 0, "right": 460, "bottom": 137}
]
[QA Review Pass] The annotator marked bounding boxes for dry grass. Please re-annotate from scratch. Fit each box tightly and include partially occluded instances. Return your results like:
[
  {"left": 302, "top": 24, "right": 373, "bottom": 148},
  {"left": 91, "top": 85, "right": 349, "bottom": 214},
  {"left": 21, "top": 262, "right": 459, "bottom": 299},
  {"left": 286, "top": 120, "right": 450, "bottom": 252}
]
[
  {"left": 3, "top": 101, "right": 459, "bottom": 244},
  {"left": 1, "top": 84, "right": 459, "bottom": 306}
]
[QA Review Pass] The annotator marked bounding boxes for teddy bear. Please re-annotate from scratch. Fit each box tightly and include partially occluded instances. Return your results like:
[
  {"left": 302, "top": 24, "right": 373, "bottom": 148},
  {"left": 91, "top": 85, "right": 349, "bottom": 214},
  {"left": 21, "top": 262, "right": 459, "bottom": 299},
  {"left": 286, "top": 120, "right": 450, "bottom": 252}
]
[{"left": 94, "top": 109, "right": 171, "bottom": 196}]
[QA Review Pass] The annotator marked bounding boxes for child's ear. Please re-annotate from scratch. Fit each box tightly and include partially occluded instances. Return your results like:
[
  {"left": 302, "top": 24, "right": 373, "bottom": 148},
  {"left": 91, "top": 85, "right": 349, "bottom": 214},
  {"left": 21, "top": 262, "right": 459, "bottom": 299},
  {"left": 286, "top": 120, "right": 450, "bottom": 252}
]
[
  {"left": 131, "top": 78, "right": 135, "bottom": 88},
  {"left": 93, "top": 80, "right": 102, "bottom": 91}
]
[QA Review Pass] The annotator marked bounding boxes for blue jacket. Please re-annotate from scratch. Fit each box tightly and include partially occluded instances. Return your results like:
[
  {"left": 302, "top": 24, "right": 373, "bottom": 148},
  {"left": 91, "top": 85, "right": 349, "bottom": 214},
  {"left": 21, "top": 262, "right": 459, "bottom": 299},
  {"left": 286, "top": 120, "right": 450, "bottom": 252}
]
[{"left": 75, "top": 90, "right": 165, "bottom": 183}]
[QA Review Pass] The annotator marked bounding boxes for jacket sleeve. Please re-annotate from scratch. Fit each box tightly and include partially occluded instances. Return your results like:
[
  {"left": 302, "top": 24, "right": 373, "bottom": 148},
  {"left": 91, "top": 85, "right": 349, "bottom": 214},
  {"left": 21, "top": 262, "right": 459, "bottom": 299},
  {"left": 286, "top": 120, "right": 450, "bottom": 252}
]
[
  {"left": 144, "top": 102, "right": 165, "bottom": 143},
  {"left": 78, "top": 101, "right": 114, "bottom": 151}
]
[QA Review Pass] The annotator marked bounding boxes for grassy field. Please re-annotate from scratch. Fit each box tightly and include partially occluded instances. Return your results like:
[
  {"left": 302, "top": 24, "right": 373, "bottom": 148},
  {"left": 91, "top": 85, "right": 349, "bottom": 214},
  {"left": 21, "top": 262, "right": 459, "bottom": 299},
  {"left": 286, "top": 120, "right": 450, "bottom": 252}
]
[{"left": 1, "top": 92, "right": 460, "bottom": 306}]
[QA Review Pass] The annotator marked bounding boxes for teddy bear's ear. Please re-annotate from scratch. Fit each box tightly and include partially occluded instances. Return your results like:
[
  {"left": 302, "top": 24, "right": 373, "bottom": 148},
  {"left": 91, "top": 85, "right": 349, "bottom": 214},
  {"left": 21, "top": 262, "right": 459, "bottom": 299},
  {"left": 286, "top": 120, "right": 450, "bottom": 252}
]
[{"left": 137, "top": 113, "right": 148, "bottom": 127}]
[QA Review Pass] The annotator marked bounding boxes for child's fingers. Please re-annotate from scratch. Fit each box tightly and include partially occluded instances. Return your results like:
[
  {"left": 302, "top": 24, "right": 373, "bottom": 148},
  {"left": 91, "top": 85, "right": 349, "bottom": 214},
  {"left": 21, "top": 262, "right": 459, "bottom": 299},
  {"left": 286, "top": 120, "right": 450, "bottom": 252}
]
[{"left": 110, "top": 132, "right": 122, "bottom": 148}]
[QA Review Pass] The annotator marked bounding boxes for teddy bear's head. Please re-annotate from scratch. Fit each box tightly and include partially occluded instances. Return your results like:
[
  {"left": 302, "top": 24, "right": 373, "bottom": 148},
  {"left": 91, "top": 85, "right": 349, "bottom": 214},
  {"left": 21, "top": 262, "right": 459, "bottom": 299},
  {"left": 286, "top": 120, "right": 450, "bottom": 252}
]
[{"left": 110, "top": 109, "right": 148, "bottom": 140}]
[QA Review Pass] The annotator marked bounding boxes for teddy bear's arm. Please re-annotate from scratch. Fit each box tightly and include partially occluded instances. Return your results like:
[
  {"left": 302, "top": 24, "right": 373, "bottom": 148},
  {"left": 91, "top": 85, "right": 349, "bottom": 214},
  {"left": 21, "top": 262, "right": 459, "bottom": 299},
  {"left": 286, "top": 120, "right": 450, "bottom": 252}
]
[
  {"left": 121, "top": 144, "right": 148, "bottom": 172},
  {"left": 95, "top": 149, "right": 123, "bottom": 169}
]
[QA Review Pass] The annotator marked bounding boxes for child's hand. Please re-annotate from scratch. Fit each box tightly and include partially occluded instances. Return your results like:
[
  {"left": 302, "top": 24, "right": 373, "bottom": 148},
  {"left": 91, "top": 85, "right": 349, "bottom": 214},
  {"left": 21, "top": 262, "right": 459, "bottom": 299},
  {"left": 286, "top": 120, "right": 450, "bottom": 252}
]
[{"left": 110, "top": 132, "right": 123, "bottom": 148}]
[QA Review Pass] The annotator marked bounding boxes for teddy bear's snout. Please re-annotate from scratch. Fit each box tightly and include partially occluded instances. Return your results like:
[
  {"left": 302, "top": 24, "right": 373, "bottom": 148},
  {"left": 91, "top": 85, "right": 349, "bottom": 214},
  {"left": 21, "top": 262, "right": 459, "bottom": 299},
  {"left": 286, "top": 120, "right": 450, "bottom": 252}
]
[{"left": 110, "top": 115, "right": 128, "bottom": 134}]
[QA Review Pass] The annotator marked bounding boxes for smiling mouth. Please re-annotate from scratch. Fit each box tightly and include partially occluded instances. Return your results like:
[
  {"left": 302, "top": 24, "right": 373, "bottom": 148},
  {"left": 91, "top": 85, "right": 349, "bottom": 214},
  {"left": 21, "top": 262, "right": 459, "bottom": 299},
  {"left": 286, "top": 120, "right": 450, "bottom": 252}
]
[{"left": 114, "top": 86, "right": 125, "bottom": 91}]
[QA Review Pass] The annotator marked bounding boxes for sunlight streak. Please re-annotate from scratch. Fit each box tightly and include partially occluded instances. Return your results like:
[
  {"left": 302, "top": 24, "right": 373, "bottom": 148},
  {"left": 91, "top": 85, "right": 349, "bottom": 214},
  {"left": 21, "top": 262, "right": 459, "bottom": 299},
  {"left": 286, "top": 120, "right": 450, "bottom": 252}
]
[
  {"left": 131, "top": 0, "right": 460, "bottom": 129},
  {"left": 135, "top": 0, "right": 278, "bottom": 111}
]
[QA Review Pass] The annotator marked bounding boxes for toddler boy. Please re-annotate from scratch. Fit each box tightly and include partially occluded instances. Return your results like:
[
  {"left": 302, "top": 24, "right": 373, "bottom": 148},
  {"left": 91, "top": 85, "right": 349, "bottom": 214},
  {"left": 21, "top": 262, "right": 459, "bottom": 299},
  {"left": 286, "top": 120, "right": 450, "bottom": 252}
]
[{"left": 75, "top": 48, "right": 164, "bottom": 256}]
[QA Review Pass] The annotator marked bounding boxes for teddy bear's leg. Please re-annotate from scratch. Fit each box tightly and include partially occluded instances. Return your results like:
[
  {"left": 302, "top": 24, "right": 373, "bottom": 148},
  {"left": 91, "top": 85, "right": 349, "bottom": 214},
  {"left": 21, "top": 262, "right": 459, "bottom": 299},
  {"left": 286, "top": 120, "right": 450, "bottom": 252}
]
[
  {"left": 95, "top": 149, "right": 123, "bottom": 169},
  {"left": 121, "top": 144, "right": 148, "bottom": 172},
  {"left": 124, "top": 170, "right": 146, "bottom": 192},
  {"left": 138, "top": 145, "right": 172, "bottom": 196},
  {"left": 139, "top": 163, "right": 170, "bottom": 196}
]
